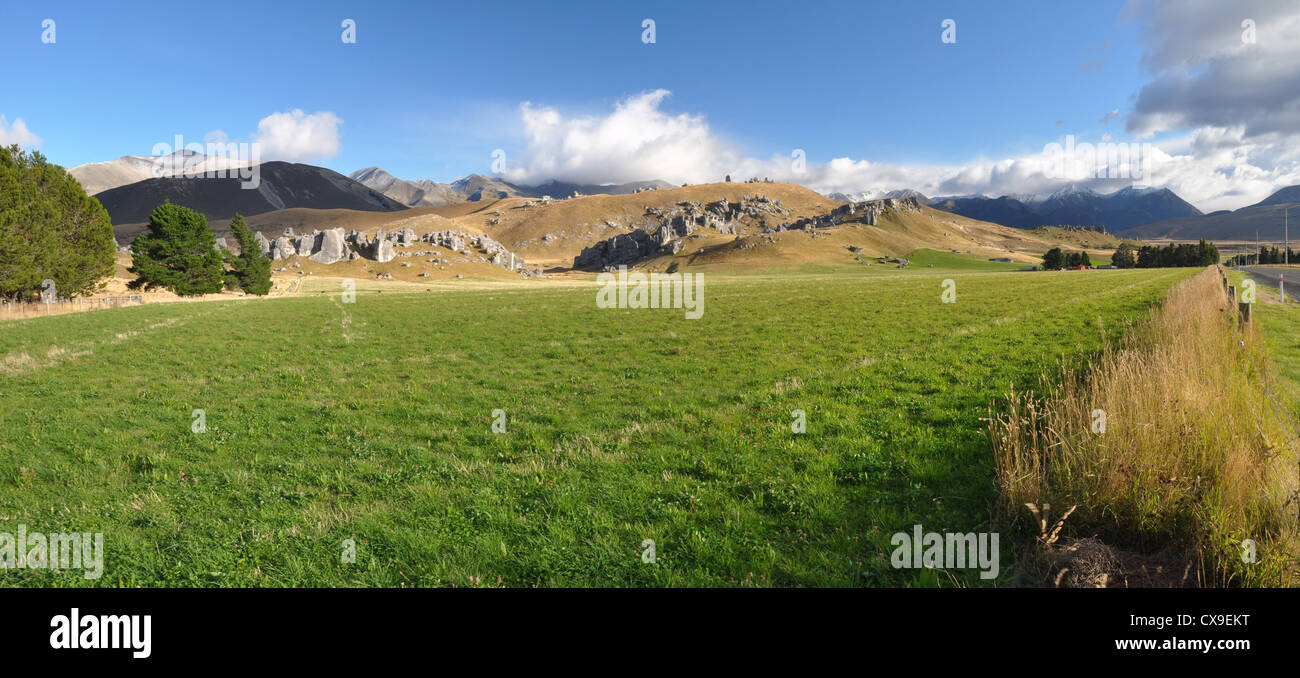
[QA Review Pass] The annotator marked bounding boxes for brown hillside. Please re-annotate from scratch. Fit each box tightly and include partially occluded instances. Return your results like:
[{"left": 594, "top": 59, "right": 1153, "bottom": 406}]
[
  {"left": 414, "top": 182, "right": 839, "bottom": 268},
  {"left": 632, "top": 201, "right": 1125, "bottom": 273},
  {"left": 107, "top": 182, "right": 1137, "bottom": 287}
]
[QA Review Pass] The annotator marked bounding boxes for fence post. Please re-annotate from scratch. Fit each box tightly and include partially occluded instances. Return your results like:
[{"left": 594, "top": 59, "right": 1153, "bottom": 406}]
[
  {"left": 1239, "top": 302, "right": 1252, "bottom": 325},
  {"left": 1228, "top": 285, "right": 1236, "bottom": 303}
]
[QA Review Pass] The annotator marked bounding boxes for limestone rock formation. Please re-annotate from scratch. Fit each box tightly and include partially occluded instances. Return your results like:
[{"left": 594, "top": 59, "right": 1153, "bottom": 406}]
[
  {"left": 308, "top": 228, "right": 349, "bottom": 264},
  {"left": 254, "top": 223, "right": 527, "bottom": 270},
  {"left": 573, "top": 194, "right": 789, "bottom": 269},
  {"left": 775, "top": 196, "right": 922, "bottom": 231},
  {"left": 270, "top": 236, "right": 295, "bottom": 260}
]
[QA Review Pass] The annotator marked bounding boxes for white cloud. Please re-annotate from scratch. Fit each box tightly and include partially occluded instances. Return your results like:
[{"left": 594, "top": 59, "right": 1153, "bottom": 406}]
[
  {"left": 783, "top": 134, "right": 1300, "bottom": 213},
  {"left": 504, "top": 90, "right": 740, "bottom": 186},
  {"left": 499, "top": 86, "right": 1299, "bottom": 213},
  {"left": 253, "top": 110, "right": 342, "bottom": 162},
  {"left": 0, "top": 116, "right": 41, "bottom": 147}
]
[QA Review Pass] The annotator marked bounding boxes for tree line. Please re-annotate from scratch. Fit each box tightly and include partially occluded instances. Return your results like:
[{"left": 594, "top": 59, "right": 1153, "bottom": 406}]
[
  {"left": 1107, "top": 240, "right": 1219, "bottom": 269},
  {"left": 1131, "top": 240, "right": 1219, "bottom": 268},
  {"left": 1, "top": 143, "right": 271, "bottom": 301},
  {"left": 1041, "top": 240, "right": 1221, "bottom": 270},
  {"left": 1225, "top": 246, "right": 1295, "bottom": 266},
  {"left": 1041, "top": 248, "right": 1092, "bottom": 270},
  {"left": 128, "top": 203, "right": 271, "bottom": 296}
]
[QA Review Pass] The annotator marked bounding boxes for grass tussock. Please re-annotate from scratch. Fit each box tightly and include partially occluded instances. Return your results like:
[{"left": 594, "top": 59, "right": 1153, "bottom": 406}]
[{"left": 990, "top": 267, "right": 1300, "bottom": 586}]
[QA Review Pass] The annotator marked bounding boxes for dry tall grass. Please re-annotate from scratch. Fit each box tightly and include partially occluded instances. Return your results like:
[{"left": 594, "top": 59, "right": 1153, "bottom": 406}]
[
  {"left": 0, "top": 296, "right": 143, "bottom": 321},
  {"left": 990, "top": 267, "right": 1299, "bottom": 586}
]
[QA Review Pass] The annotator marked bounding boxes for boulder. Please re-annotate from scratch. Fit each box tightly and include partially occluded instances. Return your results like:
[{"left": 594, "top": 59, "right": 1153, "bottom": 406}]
[
  {"left": 309, "top": 228, "right": 349, "bottom": 264},
  {"left": 270, "top": 236, "right": 294, "bottom": 260},
  {"left": 373, "top": 239, "right": 395, "bottom": 263},
  {"left": 489, "top": 251, "right": 519, "bottom": 270},
  {"left": 296, "top": 233, "right": 318, "bottom": 256}
]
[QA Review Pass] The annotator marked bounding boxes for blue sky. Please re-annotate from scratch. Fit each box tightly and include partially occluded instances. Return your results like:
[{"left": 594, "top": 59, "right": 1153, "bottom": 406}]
[{"left": 3, "top": 0, "right": 1297, "bottom": 210}]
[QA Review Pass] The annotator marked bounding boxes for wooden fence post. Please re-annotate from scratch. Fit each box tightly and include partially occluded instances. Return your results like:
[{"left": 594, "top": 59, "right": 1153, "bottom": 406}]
[{"left": 1239, "top": 302, "right": 1252, "bottom": 325}]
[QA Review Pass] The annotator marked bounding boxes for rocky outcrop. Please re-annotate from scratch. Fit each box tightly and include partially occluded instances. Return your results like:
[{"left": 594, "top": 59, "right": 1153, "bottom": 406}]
[
  {"left": 573, "top": 194, "right": 790, "bottom": 270},
  {"left": 249, "top": 223, "right": 524, "bottom": 272},
  {"left": 574, "top": 228, "right": 657, "bottom": 269},
  {"left": 774, "top": 196, "right": 923, "bottom": 232},
  {"left": 571, "top": 195, "right": 925, "bottom": 270},
  {"left": 270, "top": 236, "right": 295, "bottom": 260},
  {"left": 420, "top": 230, "right": 466, "bottom": 252}
]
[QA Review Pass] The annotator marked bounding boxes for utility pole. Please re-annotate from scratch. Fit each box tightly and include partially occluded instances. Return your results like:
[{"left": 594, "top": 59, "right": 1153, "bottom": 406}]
[{"left": 1286, "top": 206, "right": 1289, "bottom": 265}]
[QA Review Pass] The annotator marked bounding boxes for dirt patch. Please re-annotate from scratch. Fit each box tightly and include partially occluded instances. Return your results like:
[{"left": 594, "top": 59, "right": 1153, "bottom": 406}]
[{"left": 1020, "top": 537, "right": 1198, "bottom": 588}]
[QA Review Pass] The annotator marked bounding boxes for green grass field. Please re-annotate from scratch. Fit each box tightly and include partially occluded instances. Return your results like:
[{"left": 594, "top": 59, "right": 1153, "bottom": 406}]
[
  {"left": 1239, "top": 277, "right": 1300, "bottom": 419},
  {"left": 902, "top": 248, "right": 1027, "bottom": 271},
  {"left": 0, "top": 267, "right": 1194, "bottom": 587}
]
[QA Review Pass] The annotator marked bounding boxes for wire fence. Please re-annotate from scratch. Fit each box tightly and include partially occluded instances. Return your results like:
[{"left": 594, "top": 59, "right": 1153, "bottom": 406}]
[
  {"left": 0, "top": 295, "right": 144, "bottom": 320},
  {"left": 1218, "top": 265, "right": 1300, "bottom": 460}
]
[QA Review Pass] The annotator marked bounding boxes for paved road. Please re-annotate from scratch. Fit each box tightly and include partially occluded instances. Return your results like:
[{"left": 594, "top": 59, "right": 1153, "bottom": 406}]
[{"left": 1240, "top": 266, "right": 1299, "bottom": 302}]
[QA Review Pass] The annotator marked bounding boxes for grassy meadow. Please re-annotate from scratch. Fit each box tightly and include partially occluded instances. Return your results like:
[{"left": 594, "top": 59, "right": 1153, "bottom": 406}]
[
  {"left": 1250, "top": 280, "right": 1300, "bottom": 416},
  {"left": 0, "top": 267, "right": 1196, "bottom": 586}
]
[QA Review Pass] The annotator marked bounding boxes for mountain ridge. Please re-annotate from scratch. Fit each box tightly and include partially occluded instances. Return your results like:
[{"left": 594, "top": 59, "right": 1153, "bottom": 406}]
[
  {"left": 348, "top": 168, "right": 675, "bottom": 206},
  {"left": 96, "top": 161, "right": 407, "bottom": 228},
  {"left": 925, "top": 185, "right": 1202, "bottom": 232},
  {"left": 1120, "top": 184, "right": 1300, "bottom": 241}
]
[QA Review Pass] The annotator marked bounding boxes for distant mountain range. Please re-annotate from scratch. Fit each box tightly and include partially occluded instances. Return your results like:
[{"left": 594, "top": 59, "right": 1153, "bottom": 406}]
[
  {"left": 70, "top": 152, "right": 1300, "bottom": 242},
  {"left": 825, "top": 189, "right": 928, "bottom": 203},
  {"left": 95, "top": 161, "right": 406, "bottom": 225},
  {"left": 347, "top": 167, "right": 466, "bottom": 206},
  {"left": 1119, "top": 185, "right": 1300, "bottom": 241},
  {"left": 348, "top": 167, "right": 675, "bottom": 206},
  {"left": 68, "top": 152, "right": 676, "bottom": 229},
  {"left": 831, "top": 183, "right": 1204, "bottom": 233}
]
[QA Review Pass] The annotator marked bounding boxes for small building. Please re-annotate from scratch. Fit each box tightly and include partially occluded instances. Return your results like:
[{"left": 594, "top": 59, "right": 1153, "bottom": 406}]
[{"left": 988, "top": 257, "right": 1013, "bottom": 263}]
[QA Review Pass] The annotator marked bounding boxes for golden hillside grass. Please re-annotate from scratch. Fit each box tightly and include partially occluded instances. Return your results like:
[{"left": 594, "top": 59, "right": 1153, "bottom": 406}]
[
  {"left": 989, "top": 266, "right": 1299, "bottom": 586},
  {"left": 170, "top": 182, "right": 1141, "bottom": 274}
]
